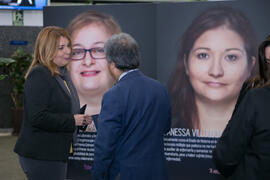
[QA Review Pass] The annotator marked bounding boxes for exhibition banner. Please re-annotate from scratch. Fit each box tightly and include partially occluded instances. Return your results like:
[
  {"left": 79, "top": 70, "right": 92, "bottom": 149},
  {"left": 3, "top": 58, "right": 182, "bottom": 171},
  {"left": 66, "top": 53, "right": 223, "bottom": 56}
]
[{"left": 44, "top": 1, "right": 270, "bottom": 179}]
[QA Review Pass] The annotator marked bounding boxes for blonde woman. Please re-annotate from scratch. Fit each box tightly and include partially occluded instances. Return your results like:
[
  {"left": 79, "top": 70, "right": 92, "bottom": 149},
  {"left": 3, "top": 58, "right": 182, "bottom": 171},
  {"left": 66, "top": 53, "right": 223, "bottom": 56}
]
[{"left": 14, "top": 26, "right": 91, "bottom": 180}]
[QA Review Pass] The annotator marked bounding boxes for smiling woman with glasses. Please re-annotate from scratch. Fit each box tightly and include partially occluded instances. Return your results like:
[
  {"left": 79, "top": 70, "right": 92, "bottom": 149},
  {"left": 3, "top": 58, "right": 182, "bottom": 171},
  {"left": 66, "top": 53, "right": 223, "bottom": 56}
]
[
  {"left": 66, "top": 10, "right": 121, "bottom": 179},
  {"left": 67, "top": 12, "right": 121, "bottom": 133}
]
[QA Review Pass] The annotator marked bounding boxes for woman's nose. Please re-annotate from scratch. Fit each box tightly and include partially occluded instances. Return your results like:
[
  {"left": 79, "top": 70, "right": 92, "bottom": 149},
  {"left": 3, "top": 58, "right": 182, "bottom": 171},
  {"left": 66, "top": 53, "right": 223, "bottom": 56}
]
[
  {"left": 208, "top": 58, "right": 224, "bottom": 78},
  {"left": 82, "top": 51, "right": 95, "bottom": 66}
]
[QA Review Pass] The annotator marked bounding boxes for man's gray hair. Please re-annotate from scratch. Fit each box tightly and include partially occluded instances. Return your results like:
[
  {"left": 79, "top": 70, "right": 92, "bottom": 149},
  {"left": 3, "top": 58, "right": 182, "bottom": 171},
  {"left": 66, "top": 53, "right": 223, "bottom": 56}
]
[{"left": 105, "top": 33, "right": 140, "bottom": 71}]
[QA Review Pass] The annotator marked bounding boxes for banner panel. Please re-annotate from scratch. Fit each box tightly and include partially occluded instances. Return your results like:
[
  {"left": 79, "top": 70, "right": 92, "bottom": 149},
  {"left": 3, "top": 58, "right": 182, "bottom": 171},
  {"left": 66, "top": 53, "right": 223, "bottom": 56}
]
[
  {"left": 44, "top": 1, "right": 270, "bottom": 179},
  {"left": 157, "top": 1, "right": 270, "bottom": 179}
]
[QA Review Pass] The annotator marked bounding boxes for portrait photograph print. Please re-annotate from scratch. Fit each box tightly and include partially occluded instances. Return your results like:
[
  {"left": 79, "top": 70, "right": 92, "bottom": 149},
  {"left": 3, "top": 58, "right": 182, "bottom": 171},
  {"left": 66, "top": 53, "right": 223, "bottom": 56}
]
[
  {"left": 43, "top": 0, "right": 270, "bottom": 179},
  {"left": 158, "top": 0, "right": 270, "bottom": 179}
]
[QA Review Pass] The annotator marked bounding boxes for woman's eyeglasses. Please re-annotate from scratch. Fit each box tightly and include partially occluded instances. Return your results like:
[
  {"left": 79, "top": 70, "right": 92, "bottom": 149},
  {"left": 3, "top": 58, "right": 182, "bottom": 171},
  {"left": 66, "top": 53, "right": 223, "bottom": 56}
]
[{"left": 71, "top": 47, "right": 105, "bottom": 61}]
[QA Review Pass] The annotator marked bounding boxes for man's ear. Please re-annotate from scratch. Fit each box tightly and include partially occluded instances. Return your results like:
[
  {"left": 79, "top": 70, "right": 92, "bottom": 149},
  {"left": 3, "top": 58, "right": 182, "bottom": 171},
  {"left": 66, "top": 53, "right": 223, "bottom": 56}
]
[
  {"left": 108, "top": 61, "right": 114, "bottom": 73},
  {"left": 108, "top": 61, "right": 116, "bottom": 70},
  {"left": 108, "top": 61, "right": 118, "bottom": 80},
  {"left": 109, "top": 61, "right": 115, "bottom": 69},
  {"left": 183, "top": 54, "right": 189, "bottom": 76}
]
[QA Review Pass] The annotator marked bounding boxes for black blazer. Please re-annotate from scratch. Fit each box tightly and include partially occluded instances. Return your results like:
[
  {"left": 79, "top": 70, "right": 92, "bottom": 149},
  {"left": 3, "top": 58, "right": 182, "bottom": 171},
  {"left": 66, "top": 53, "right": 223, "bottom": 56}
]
[
  {"left": 14, "top": 65, "right": 75, "bottom": 162},
  {"left": 213, "top": 87, "right": 270, "bottom": 179}
]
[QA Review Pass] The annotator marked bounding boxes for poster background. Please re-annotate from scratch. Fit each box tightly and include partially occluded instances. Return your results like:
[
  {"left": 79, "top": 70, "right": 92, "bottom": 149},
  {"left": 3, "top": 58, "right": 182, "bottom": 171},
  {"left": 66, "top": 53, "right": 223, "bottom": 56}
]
[
  {"left": 44, "top": 1, "right": 270, "bottom": 179},
  {"left": 44, "top": 4, "right": 156, "bottom": 180},
  {"left": 156, "top": 1, "right": 270, "bottom": 179},
  {"left": 44, "top": 3, "right": 157, "bottom": 79},
  {"left": 156, "top": 0, "right": 270, "bottom": 84}
]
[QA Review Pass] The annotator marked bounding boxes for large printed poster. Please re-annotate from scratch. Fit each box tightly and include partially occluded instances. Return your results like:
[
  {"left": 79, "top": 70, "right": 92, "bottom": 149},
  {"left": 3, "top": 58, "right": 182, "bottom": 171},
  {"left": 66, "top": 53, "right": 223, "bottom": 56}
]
[
  {"left": 156, "top": 2, "right": 269, "bottom": 179},
  {"left": 44, "top": 4, "right": 156, "bottom": 180},
  {"left": 44, "top": 1, "right": 270, "bottom": 179}
]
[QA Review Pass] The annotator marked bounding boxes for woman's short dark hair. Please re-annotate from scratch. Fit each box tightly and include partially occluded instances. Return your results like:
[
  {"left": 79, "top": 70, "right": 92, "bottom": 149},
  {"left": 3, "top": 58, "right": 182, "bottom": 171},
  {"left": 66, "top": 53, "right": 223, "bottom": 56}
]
[
  {"left": 67, "top": 11, "right": 121, "bottom": 38},
  {"left": 168, "top": 6, "right": 258, "bottom": 129}
]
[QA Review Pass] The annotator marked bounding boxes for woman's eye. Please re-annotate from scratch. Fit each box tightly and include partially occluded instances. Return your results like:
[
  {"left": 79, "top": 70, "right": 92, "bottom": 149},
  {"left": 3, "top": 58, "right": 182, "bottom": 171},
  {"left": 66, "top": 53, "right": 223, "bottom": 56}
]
[
  {"left": 197, "top": 53, "right": 209, "bottom": 60},
  {"left": 225, "top": 54, "right": 238, "bottom": 62},
  {"left": 72, "top": 50, "right": 84, "bottom": 55},
  {"left": 94, "top": 48, "right": 104, "bottom": 54}
]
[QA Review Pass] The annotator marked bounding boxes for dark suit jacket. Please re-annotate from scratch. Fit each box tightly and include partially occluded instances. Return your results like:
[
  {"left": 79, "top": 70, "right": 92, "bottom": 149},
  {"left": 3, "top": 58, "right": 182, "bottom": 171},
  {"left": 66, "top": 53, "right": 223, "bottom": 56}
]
[
  {"left": 213, "top": 87, "right": 270, "bottom": 180},
  {"left": 92, "top": 70, "right": 171, "bottom": 180},
  {"left": 14, "top": 65, "right": 76, "bottom": 162}
]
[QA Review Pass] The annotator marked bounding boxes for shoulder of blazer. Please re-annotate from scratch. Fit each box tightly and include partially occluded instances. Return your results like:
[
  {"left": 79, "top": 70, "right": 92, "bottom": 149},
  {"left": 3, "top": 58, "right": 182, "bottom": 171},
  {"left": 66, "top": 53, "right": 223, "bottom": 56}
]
[
  {"left": 27, "top": 65, "right": 51, "bottom": 77},
  {"left": 26, "top": 65, "right": 54, "bottom": 87},
  {"left": 30, "top": 65, "right": 51, "bottom": 75},
  {"left": 119, "top": 70, "right": 142, "bottom": 82}
]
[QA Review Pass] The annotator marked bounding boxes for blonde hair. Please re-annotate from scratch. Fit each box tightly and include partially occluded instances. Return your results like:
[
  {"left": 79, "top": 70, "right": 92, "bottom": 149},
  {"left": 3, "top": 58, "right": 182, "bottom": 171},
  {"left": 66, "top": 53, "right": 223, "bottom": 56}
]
[
  {"left": 67, "top": 11, "right": 121, "bottom": 37},
  {"left": 25, "top": 26, "right": 72, "bottom": 78}
]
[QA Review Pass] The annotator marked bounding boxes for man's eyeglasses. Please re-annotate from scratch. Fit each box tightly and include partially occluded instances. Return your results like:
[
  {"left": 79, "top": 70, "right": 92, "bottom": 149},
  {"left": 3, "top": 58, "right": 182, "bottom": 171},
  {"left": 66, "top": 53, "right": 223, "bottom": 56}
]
[{"left": 71, "top": 48, "right": 105, "bottom": 60}]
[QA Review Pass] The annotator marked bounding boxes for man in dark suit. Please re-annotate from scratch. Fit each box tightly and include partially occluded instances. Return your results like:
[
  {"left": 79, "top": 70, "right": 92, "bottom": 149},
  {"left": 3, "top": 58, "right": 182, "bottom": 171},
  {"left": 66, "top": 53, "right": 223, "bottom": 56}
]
[{"left": 91, "top": 33, "right": 171, "bottom": 180}]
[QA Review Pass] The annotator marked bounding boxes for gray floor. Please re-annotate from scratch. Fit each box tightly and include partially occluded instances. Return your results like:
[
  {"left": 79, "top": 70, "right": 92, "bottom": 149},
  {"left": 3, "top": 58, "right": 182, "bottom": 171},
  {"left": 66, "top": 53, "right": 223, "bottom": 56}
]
[{"left": 0, "top": 135, "right": 27, "bottom": 180}]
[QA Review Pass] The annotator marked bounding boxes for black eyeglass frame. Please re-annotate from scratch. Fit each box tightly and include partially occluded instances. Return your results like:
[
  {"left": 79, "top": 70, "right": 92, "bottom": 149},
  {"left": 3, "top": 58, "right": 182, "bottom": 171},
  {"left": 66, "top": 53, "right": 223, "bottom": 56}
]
[{"left": 71, "top": 47, "right": 105, "bottom": 61}]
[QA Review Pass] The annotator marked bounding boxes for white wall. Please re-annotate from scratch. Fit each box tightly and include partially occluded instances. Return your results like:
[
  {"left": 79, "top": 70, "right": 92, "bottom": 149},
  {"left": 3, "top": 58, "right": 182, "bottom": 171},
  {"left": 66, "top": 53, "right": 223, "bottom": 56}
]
[
  {"left": 0, "top": 11, "right": 13, "bottom": 26},
  {"left": 0, "top": 10, "right": 43, "bottom": 26},
  {"left": 24, "top": 10, "right": 43, "bottom": 26}
]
